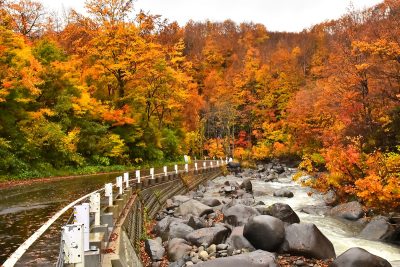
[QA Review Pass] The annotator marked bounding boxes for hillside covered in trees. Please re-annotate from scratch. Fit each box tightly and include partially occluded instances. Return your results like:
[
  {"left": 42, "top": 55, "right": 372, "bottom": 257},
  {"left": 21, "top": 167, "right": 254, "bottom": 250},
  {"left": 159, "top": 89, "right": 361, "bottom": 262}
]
[{"left": 0, "top": 0, "right": 399, "bottom": 209}]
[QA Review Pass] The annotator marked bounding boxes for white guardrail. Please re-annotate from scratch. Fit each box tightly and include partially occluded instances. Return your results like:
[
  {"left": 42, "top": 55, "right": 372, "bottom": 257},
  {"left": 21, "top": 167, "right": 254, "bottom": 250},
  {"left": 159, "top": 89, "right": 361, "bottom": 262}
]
[{"left": 2, "top": 158, "right": 229, "bottom": 267}]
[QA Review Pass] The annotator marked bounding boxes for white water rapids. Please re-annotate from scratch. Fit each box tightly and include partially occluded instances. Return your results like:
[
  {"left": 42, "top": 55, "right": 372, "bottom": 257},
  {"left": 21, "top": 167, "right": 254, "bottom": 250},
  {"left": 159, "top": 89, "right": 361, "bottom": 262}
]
[{"left": 205, "top": 171, "right": 400, "bottom": 266}]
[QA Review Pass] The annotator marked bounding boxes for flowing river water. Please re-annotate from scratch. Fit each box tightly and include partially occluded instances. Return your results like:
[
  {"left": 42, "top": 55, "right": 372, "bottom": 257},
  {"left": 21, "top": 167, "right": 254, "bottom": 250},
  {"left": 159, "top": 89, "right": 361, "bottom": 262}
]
[
  {"left": 1, "top": 165, "right": 399, "bottom": 266},
  {"left": 205, "top": 170, "right": 400, "bottom": 266}
]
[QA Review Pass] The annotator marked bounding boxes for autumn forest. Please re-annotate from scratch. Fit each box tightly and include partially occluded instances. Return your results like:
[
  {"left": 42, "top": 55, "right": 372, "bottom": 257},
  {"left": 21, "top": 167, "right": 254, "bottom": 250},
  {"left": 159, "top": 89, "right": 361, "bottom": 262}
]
[{"left": 0, "top": 0, "right": 399, "bottom": 210}]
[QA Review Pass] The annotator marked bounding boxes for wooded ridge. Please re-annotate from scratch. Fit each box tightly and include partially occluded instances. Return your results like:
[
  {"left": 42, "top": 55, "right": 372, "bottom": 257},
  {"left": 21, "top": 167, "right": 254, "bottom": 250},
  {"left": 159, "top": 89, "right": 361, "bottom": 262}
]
[{"left": 0, "top": 0, "right": 399, "bottom": 210}]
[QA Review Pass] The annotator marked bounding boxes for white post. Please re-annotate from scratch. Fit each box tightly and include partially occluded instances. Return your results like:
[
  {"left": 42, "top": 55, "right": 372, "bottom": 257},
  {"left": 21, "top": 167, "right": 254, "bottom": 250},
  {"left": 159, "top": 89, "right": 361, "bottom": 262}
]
[
  {"left": 174, "top": 164, "right": 178, "bottom": 174},
  {"left": 105, "top": 183, "right": 113, "bottom": 206},
  {"left": 136, "top": 170, "right": 141, "bottom": 183},
  {"left": 217, "top": 161, "right": 219, "bottom": 167},
  {"left": 163, "top": 166, "right": 168, "bottom": 176},
  {"left": 116, "top": 176, "right": 123, "bottom": 195},
  {"left": 150, "top": 167, "right": 155, "bottom": 179},
  {"left": 210, "top": 161, "right": 213, "bottom": 168},
  {"left": 124, "top": 172, "right": 129, "bottom": 188},
  {"left": 89, "top": 193, "right": 101, "bottom": 226},
  {"left": 185, "top": 164, "right": 188, "bottom": 172},
  {"left": 203, "top": 162, "right": 207, "bottom": 169},
  {"left": 62, "top": 224, "right": 85, "bottom": 266},
  {"left": 73, "top": 203, "right": 90, "bottom": 252},
  {"left": 195, "top": 162, "right": 198, "bottom": 171}
]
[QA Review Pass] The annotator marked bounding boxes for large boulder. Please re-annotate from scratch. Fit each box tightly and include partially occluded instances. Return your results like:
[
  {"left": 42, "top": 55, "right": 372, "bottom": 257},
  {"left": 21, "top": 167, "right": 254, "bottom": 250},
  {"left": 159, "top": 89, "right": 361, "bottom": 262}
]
[
  {"left": 227, "top": 162, "right": 241, "bottom": 173},
  {"left": 280, "top": 223, "right": 336, "bottom": 259},
  {"left": 273, "top": 189, "right": 294, "bottom": 198},
  {"left": 223, "top": 204, "right": 260, "bottom": 226},
  {"left": 240, "top": 178, "right": 253, "bottom": 193},
  {"left": 329, "top": 201, "right": 365, "bottom": 221},
  {"left": 186, "top": 225, "right": 230, "bottom": 247},
  {"left": 254, "top": 205, "right": 270, "bottom": 215},
  {"left": 264, "top": 172, "right": 278, "bottom": 182},
  {"left": 359, "top": 216, "right": 398, "bottom": 242},
  {"left": 201, "top": 198, "right": 221, "bottom": 207},
  {"left": 172, "top": 195, "right": 191, "bottom": 205},
  {"left": 273, "top": 165, "right": 285, "bottom": 174},
  {"left": 145, "top": 238, "right": 165, "bottom": 261},
  {"left": 266, "top": 203, "right": 300, "bottom": 224},
  {"left": 243, "top": 215, "right": 285, "bottom": 252},
  {"left": 323, "top": 190, "right": 338, "bottom": 206},
  {"left": 174, "top": 199, "right": 213, "bottom": 218},
  {"left": 167, "top": 238, "right": 192, "bottom": 262},
  {"left": 168, "top": 221, "right": 194, "bottom": 240},
  {"left": 153, "top": 217, "right": 184, "bottom": 241},
  {"left": 257, "top": 164, "right": 266, "bottom": 173},
  {"left": 187, "top": 216, "right": 208, "bottom": 230},
  {"left": 192, "top": 250, "right": 278, "bottom": 267},
  {"left": 330, "top": 247, "right": 392, "bottom": 267},
  {"left": 226, "top": 226, "right": 255, "bottom": 251}
]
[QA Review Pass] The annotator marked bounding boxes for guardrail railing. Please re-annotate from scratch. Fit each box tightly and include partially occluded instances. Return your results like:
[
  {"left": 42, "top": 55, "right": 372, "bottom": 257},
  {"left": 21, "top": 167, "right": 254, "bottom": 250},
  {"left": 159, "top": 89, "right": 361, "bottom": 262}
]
[{"left": 2, "top": 159, "right": 227, "bottom": 267}]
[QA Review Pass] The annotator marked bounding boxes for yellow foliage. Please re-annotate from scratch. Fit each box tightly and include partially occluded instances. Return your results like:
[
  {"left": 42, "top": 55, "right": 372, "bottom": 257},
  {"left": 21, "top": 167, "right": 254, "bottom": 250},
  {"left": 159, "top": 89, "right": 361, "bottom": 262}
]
[
  {"left": 251, "top": 143, "right": 271, "bottom": 160},
  {"left": 204, "top": 138, "right": 225, "bottom": 158}
]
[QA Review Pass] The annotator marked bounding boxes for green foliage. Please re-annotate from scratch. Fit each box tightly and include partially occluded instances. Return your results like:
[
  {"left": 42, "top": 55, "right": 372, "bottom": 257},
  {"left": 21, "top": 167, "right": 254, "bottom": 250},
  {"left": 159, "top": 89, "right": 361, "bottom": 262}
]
[
  {"left": 161, "top": 128, "right": 183, "bottom": 160},
  {"left": 32, "top": 39, "right": 67, "bottom": 65}
]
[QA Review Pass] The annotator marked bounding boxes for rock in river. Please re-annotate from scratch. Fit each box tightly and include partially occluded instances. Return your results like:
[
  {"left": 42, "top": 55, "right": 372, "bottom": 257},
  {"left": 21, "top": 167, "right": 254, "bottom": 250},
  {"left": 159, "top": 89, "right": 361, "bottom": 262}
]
[
  {"left": 273, "top": 189, "right": 294, "bottom": 198},
  {"left": 192, "top": 250, "right": 278, "bottom": 267},
  {"left": 280, "top": 223, "right": 336, "bottom": 259},
  {"left": 174, "top": 199, "right": 214, "bottom": 218},
  {"left": 329, "top": 201, "right": 364, "bottom": 221},
  {"left": 167, "top": 238, "right": 192, "bottom": 262},
  {"left": 359, "top": 216, "right": 398, "bottom": 242},
  {"left": 186, "top": 225, "right": 230, "bottom": 247},
  {"left": 145, "top": 238, "right": 165, "bottom": 261},
  {"left": 329, "top": 247, "right": 392, "bottom": 267},
  {"left": 266, "top": 203, "right": 300, "bottom": 224},
  {"left": 243, "top": 215, "right": 285, "bottom": 252},
  {"left": 223, "top": 204, "right": 260, "bottom": 226}
]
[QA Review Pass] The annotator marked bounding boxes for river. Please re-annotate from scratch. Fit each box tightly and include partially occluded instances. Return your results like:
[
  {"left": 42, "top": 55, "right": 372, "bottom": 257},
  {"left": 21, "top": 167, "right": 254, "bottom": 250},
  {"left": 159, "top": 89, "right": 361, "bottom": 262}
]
[
  {"left": 209, "top": 170, "right": 400, "bottom": 266},
  {"left": 1, "top": 165, "right": 399, "bottom": 266}
]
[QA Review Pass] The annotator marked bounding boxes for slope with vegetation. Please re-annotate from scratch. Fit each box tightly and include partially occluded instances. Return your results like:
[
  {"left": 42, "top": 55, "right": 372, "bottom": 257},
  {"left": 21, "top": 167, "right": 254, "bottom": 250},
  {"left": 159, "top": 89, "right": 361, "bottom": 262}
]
[{"left": 0, "top": 0, "right": 399, "bottom": 210}]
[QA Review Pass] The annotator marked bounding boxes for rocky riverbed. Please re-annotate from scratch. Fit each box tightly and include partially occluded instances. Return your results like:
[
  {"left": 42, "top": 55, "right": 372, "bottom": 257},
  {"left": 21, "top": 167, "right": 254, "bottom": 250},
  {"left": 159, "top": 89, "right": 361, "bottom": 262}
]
[{"left": 143, "top": 162, "right": 400, "bottom": 267}]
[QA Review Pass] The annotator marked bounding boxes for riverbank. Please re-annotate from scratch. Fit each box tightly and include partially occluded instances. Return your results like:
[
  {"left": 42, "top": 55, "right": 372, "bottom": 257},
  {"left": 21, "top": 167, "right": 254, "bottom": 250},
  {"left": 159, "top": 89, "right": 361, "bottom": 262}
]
[
  {"left": 0, "top": 160, "right": 185, "bottom": 189},
  {"left": 141, "top": 162, "right": 400, "bottom": 266}
]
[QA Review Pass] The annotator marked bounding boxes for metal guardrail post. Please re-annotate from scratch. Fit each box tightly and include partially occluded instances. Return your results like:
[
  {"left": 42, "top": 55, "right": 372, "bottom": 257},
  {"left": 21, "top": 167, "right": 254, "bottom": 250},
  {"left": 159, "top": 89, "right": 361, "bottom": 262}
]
[
  {"left": 105, "top": 183, "right": 113, "bottom": 207},
  {"left": 174, "top": 164, "right": 178, "bottom": 174},
  {"left": 116, "top": 176, "right": 123, "bottom": 195},
  {"left": 61, "top": 224, "right": 85, "bottom": 267},
  {"left": 73, "top": 203, "right": 90, "bottom": 252},
  {"left": 163, "top": 166, "right": 168, "bottom": 176},
  {"left": 89, "top": 193, "right": 101, "bottom": 226},
  {"left": 124, "top": 172, "right": 129, "bottom": 188}
]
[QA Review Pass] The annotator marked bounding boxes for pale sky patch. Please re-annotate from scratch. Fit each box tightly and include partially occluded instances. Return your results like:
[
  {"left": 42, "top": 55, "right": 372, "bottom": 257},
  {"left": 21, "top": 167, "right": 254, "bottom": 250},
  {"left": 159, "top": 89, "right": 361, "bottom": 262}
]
[{"left": 40, "top": 0, "right": 383, "bottom": 32}]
